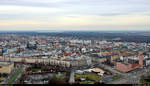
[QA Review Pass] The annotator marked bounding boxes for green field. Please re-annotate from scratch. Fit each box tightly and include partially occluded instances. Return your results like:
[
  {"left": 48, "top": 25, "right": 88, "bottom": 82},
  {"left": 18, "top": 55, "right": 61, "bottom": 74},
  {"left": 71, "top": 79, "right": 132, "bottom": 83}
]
[
  {"left": 112, "top": 75, "right": 119, "bottom": 80},
  {"left": 0, "top": 76, "right": 6, "bottom": 79},
  {"left": 75, "top": 72, "right": 102, "bottom": 82},
  {"left": 56, "top": 73, "right": 65, "bottom": 79},
  {"left": 31, "top": 68, "right": 42, "bottom": 72},
  {"left": 80, "top": 81, "right": 94, "bottom": 84},
  {"left": 139, "top": 79, "right": 150, "bottom": 84},
  {"left": 8, "top": 67, "right": 23, "bottom": 84}
]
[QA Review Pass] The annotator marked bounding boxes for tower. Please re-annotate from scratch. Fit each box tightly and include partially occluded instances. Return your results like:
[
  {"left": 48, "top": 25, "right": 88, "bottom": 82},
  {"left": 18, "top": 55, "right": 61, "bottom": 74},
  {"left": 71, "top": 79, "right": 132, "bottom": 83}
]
[{"left": 139, "top": 51, "right": 143, "bottom": 68}]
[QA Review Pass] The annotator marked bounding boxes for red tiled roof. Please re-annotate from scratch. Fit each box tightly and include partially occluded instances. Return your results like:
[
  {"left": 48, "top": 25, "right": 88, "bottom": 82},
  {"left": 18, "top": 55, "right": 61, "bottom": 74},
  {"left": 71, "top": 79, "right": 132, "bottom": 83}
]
[{"left": 64, "top": 52, "right": 72, "bottom": 56}]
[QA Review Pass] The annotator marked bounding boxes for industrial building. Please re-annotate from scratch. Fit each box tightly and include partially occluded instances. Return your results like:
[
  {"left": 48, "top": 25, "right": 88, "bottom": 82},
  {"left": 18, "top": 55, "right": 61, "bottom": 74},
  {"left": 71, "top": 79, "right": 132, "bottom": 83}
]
[{"left": 115, "top": 51, "right": 144, "bottom": 72}]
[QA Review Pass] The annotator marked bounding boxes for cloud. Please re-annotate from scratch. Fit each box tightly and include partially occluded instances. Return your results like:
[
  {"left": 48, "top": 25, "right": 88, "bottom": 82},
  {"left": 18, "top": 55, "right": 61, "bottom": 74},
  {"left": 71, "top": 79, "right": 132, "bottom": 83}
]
[
  {"left": 54, "top": 14, "right": 150, "bottom": 26},
  {"left": 0, "top": 0, "right": 150, "bottom": 31},
  {"left": 0, "top": 13, "right": 150, "bottom": 31},
  {"left": 0, "top": 5, "right": 64, "bottom": 14}
]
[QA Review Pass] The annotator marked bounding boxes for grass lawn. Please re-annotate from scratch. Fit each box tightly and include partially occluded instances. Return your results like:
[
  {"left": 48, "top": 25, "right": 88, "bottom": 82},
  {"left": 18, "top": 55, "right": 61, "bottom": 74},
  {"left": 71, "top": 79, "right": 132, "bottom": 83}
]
[
  {"left": 75, "top": 72, "right": 102, "bottom": 82},
  {"left": 112, "top": 75, "right": 119, "bottom": 80},
  {"left": 80, "top": 81, "right": 94, "bottom": 84},
  {"left": 139, "top": 80, "right": 146, "bottom": 84},
  {"left": 56, "top": 73, "right": 65, "bottom": 79},
  {"left": 0, "top": 76, "right": 6, "bottom": 78},
  {"left": 8, "top": 67, "right": 23, "bottom": 84},
  {"left": 139, "top": 80, "right": 150, "bottom": 84},
  {"left": 146, "top": 82, "right": 150, "bottom": 84},
  {"left": 31, "top": 68, "right": 42, "bottom": 72},
  {"left": 148, "top": 73, "right": 150, "bottom": 78},
  {"left": 0, "top": 80, "right": 3, "bottom": 83}
]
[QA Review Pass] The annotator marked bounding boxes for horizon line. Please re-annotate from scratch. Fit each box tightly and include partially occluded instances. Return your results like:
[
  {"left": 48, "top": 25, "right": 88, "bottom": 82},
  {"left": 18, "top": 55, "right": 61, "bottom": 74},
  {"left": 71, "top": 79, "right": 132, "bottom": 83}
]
[{"left": 0, "top": 30, "right": 150, "bottom": 32}]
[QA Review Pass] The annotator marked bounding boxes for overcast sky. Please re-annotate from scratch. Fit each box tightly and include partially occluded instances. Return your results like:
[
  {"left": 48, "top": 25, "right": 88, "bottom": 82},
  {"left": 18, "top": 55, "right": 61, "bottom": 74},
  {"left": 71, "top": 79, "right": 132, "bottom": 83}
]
[{"left": 0, "top": 0, "right": 150, "bottom": 31}]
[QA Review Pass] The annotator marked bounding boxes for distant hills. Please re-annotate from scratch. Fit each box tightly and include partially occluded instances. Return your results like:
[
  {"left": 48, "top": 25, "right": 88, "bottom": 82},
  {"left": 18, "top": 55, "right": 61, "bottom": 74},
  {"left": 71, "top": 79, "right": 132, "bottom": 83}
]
[{"left": 0, "top": 30, "right": 150, "bottom": 42}]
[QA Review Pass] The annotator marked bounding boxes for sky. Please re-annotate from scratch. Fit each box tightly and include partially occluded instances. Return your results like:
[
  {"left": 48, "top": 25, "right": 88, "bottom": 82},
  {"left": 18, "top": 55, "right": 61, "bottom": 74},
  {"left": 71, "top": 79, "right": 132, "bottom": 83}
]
[{"left": 0, "top": 0, "right": 150, "bottom": 31}]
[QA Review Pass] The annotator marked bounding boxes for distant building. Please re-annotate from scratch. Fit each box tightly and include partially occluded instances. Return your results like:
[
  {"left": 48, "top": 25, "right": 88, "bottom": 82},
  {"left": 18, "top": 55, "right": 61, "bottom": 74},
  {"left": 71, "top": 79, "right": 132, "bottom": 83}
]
[{"left": 26, "top": 42, "right": 37, "bottom": 50}]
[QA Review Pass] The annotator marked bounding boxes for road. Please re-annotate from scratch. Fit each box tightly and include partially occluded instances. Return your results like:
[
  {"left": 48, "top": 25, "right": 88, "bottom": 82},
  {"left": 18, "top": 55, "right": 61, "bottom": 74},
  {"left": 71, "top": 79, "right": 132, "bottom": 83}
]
[
  {"left": 95, "top": 63, "right": 149, "bottom": 84},
  {"left": 69, "top": 70, "right": 75, "bottom": 84},
  {"left": 108, "top": 67, "right": 148, "bottom": 84}
]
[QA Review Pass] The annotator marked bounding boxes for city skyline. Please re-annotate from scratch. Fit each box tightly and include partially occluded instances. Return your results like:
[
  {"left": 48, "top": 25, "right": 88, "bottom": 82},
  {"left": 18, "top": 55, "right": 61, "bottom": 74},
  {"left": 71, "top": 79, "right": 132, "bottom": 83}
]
[{"left": 0, "top": 0, "right": 150, "bottom": 31}]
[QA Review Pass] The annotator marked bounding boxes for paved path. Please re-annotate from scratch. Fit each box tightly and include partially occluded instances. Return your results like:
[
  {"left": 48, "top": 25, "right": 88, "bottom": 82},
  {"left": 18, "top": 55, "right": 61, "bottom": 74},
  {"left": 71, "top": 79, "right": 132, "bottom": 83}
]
[
  {"left": 108, "top": 68, "right": 148, "bottom": 84},
  {"left": 69, "top": 70, "right": 75, "bottom": 84}
]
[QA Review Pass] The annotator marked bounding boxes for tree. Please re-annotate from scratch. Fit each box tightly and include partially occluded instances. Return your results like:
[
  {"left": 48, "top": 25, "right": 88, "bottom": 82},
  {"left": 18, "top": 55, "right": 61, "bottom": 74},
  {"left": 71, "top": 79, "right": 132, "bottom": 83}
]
[
  {"left": 48, "top": 78, "right": 67, "bottom": 84},
  {"left": 140, "top": 75, "right": 147, "bottom": 84}
]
